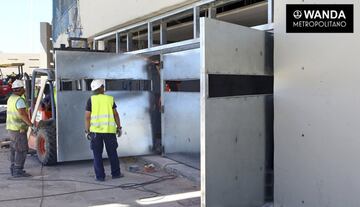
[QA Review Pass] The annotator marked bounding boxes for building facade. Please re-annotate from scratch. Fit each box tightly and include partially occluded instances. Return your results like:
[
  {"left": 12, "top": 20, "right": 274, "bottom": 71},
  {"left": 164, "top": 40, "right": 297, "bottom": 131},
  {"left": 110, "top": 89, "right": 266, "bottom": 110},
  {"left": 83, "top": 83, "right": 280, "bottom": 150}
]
[
  {"left": 53, "top": 0, "right": 269, "bottom": 50},
  {"left": 0, "top": 53, "right": 41, "bottom": 76}
]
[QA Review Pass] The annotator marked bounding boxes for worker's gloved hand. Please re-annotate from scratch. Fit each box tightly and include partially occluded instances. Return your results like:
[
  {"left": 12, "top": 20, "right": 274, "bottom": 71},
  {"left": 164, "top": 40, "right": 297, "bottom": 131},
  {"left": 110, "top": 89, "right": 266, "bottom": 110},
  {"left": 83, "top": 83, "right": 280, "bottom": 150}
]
[
  {"left": 27, "top": 124, "right": 37, "bottom": 134},
  {"left": 85, "top": 130, "right": 92, "bottom": 141},
  {"left": 116, "top": 127, "right": 122, "bottom": 137},
  {"left": 31, "top": 125, "right": 37, "bottom": 133}
]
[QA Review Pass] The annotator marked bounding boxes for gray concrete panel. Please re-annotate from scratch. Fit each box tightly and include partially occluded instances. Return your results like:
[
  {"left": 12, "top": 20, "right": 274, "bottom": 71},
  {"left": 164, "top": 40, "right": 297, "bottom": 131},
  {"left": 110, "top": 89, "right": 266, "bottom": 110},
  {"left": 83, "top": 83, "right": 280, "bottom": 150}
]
[
  {"left": 57, "top": 91, "right": 153, "bottom": 162},
  {"left": 202, "top": 96, "right": 270, "bottom": 207},
  {"left": 200, "top": 18, "right": 273, "bottom": 207},
  {"left": 163, "top": 92, "right": 200, "bottom": 154},
  {"left": 201, "top": 18, "right": 273, "bottom": 76},
  {"left": 274, "top": 1, "right": 360, "bottom": 207},
  {"left": 56, "top": 50, "right": 150, "bottom": 80},
  {"left": 55, "top": 51, "right": 153, "bottom": 162},
  {"left": 56, "top": 91, "right": 91, "bottom": 162},
  {"left": 110, "top": 91, "right": 153, "bottom": 157},
  {"left": 163, "top": 49, "right": 200, "bottom": 80}
]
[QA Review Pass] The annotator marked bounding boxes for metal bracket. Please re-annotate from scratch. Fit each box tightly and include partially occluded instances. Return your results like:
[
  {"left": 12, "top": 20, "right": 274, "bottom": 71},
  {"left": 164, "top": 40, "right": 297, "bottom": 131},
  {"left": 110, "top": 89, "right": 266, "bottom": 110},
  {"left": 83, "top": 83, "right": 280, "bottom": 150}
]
[
  {"left": 161, "top": 105, "right": 165, "bottom": 113},
  {"left": 159, "top": 61, "right": 164, "bottom": 69}
]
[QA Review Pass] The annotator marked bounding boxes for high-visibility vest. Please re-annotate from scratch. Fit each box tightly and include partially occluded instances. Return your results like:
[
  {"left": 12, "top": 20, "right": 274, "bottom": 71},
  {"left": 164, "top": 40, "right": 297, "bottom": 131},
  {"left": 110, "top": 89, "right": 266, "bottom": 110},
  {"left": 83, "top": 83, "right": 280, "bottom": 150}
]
[
  {"left": 6, "top": 95, "right": 27, "bottom": 131},
  {"left": 90, "top": 94, "right": 117, "bottom": 133}
]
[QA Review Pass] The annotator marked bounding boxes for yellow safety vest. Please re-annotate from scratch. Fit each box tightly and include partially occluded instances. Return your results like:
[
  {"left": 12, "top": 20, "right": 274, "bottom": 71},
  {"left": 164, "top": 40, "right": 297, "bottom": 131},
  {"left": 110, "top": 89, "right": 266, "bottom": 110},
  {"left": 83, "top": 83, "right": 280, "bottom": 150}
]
[
  {"left": 6, "top": 95, "right": 28, "bottom": 131},
  {"left": 90, "top": 94, "right": 117, "bottom": 133}
]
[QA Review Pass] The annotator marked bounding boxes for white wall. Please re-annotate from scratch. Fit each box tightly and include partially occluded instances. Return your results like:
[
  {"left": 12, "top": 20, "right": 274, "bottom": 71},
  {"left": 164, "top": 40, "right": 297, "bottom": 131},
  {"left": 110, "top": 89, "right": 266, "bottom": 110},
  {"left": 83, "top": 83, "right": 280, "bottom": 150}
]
[
  {"left": 0, "top": 53, "right": 41, "bottom": 76},
  {"left": 79, "top": 0, "right": 197, "bottom": 38},
  {"left": 274, "top": 1, "right": 360, "bottom": 207}
]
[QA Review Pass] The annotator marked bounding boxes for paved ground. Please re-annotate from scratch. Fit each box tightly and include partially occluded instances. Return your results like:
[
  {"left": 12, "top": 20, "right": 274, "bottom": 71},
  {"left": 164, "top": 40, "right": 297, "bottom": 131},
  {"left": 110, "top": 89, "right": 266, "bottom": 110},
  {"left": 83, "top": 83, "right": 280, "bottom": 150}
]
[
  {"left": 141, "top": 156, "right": 200, "bottom": 186},
  {"left": 0, "top": 125, "right": 200, "bottom": 207},
  {"left": 0, "top": 123, "right": 8, "bottom": 141}
]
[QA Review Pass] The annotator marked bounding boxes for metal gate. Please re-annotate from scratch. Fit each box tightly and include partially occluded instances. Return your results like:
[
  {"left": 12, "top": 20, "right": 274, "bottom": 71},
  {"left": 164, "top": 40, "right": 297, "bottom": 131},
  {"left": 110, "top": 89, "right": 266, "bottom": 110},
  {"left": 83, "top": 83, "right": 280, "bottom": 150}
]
[
  {"left": 162, "top": 49, "right": 201, "bottom": 169},
  {"left": 55, "top": 51, "right": 154, "bottom": 162},
  {"left": 200, "top": 18, "right": 273, "bottom": 207}
]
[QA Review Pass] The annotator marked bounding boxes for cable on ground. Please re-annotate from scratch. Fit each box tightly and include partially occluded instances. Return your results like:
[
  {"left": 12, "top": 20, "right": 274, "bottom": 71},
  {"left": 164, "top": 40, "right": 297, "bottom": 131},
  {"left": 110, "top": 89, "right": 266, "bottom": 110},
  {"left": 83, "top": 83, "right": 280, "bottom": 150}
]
[{"left": 0, "top": 173, "right": 177, "bottom": 203}]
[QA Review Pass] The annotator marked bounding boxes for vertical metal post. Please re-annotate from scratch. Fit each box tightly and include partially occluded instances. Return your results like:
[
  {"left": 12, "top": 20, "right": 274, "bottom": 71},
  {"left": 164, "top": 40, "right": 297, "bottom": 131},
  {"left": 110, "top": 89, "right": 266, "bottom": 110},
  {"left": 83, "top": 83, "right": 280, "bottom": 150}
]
[
  {"left": 148, "top": 22, "right": 153, "bottom": 48},
  {"left": 68, "top": 39, "right": 73, "bottom": 48},
  {"left": 71, "top": 81, "right": 77, "bottom": 91},
  {"left": 115, "top": 32, "right": 121, "bottom": 53},
  {"left": 126, "top": 32, "right": 133, "bottom": 52},
  {"left": 193, "top": 7, "right": 200, "bottom": 39},
  {"left": 208, "top": 5, "right": 216, "bottom": 18},
  {"left": 160, "top": 21, "right": 167, "bottom": 45},
  {"left": 81, "top": 79, "right": 87, "bottom": 91},
  {"left": 159, "top": 53, "right": 165, "bottom": 153},
  {"left": 93, "top": 40, "right": 97, "bottom": 50},
  {"left": 267, "top": 0, "right": 273, "bottom": 23},
  {"left": 49, "top": 83, "right": 56, "bottom": 119}
]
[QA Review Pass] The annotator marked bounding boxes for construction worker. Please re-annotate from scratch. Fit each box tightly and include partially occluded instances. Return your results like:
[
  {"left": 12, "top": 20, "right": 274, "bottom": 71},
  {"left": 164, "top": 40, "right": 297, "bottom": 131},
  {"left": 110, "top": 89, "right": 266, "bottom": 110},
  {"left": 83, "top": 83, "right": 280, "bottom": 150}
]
[
  {"left": 84, "top": 79, "right": 123, "bottom": 181},
  {"left": 6, "top": 80, "right": 32, "bottom": 177}
]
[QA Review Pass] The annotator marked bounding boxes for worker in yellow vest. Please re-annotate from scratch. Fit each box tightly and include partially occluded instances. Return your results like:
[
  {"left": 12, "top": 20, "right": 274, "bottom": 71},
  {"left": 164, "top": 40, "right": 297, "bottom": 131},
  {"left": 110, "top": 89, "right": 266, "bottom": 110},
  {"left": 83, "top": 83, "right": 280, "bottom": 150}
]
[
  {"left": 84, "top": 79, "right": 123, "bottom": 181},
  {"left": 6, "top": 80, "right": 32, "bottom": 177}
]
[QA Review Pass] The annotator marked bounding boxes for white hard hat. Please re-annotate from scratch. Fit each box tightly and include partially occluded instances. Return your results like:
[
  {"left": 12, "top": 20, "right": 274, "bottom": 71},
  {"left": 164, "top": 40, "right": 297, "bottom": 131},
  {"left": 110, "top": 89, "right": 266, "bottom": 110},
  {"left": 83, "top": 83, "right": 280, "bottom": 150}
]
[
  {"left": 12, "top": 80, "right": 24, "bottom": 89},
  {"left": 91, "top": 79, "right": 105, "bottom": 91}
]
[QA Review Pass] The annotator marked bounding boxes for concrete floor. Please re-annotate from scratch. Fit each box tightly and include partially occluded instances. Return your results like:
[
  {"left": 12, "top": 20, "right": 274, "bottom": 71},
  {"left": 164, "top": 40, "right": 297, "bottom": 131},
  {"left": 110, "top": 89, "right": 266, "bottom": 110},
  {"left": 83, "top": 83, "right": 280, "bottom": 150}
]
[
  {"left": 0, "top": 125, "right": 200, "bottom": 207},
  {"left": 0, "top": 123, "right": 8, "bottom": 141}
]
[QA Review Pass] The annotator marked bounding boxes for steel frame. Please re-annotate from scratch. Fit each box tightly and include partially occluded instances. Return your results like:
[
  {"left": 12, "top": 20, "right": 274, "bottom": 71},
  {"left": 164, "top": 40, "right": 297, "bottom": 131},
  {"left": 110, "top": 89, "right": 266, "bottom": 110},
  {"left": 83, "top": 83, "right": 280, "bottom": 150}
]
[{"left": 93, "top": 0, "right": 274, "bottom": 54}]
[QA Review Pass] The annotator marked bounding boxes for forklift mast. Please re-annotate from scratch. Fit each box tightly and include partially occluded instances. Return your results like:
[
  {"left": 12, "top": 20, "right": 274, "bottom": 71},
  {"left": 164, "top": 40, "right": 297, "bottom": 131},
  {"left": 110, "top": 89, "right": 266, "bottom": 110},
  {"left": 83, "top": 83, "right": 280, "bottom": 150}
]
[{"left": 30, "top": 69, "right": 56, "bottom": 120}]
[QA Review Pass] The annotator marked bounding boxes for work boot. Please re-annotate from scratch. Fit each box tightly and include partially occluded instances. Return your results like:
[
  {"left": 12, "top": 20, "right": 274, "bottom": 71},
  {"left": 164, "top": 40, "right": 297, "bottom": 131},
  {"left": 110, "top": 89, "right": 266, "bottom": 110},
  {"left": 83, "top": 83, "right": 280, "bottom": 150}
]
[
  {"left": 112, "top": 173, "right": 124, "bottom": 179},
  {"left": 12, "top": 168, "right": 31, "bottom": 178},
  {"left": 11, "top": 165, "right": 26, "bottom": 176},
  {"left": 95, "top": 177, "right": 105, "bottom": 182}
]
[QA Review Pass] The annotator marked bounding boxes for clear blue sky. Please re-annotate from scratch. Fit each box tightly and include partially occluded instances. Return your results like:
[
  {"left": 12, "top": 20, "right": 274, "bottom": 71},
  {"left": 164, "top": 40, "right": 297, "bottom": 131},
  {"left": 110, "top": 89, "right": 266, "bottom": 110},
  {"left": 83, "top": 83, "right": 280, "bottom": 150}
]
[{"left": 0, "top": 0, "right": 52, "bottom": 53}]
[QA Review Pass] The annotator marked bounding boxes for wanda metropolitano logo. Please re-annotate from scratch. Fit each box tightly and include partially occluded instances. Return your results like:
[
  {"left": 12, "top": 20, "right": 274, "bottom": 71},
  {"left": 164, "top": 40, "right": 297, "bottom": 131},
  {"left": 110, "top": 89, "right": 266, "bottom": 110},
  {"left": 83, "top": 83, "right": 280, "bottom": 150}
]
[
  {"left": 293, "top": 10, "right": 302, "bottom": 19},
  {"left": 287, "top": 4, "right": 353, "bottom": 33}
]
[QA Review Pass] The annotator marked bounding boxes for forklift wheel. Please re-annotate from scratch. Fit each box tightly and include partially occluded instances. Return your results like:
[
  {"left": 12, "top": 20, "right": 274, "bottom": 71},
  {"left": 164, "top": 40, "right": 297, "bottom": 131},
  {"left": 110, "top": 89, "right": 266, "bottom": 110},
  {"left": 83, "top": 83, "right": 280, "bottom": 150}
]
[{"left": 36, "top": 121, "right": 57, "bottom": 165}]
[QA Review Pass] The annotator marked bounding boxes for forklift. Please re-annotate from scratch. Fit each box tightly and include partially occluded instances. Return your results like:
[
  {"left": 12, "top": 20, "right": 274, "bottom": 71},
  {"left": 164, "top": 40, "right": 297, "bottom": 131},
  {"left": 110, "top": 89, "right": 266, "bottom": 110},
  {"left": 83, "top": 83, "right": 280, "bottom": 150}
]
[
  {"left": 27, "top": 69, "right": 56, "bottom": 165},
  {"left": 26, "top": 38, "right": 98, "bottom": 165}
]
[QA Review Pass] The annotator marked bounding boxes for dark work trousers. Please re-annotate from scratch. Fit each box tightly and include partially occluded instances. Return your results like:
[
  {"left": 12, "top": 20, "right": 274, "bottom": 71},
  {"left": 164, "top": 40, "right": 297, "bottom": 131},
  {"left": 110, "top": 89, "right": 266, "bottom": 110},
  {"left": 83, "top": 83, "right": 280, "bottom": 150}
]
[
  {"left": 90, "top": 132, "right": 120, "bottom": 179},
  {"left": 8, "top": 130, "right": 29, "bottom": 171}
]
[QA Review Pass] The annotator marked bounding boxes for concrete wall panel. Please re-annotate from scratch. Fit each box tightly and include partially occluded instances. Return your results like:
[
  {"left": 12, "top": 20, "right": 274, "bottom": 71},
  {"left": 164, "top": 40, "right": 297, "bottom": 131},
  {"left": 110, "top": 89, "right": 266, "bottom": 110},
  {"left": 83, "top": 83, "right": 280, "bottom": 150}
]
[
  {"left": 274, "top": 1, "right": 360, "bottom": 207},
  {"left": 200, "top": 18, "right": 273, "bottom": 207}
]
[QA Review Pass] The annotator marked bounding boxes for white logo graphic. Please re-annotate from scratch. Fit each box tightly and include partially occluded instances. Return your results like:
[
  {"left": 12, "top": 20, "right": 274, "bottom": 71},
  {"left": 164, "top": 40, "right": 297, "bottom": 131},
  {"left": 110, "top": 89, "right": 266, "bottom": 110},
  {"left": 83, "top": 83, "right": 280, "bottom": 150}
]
[{"left": 293, "top": 10, "right": 302, "bottom": 19}]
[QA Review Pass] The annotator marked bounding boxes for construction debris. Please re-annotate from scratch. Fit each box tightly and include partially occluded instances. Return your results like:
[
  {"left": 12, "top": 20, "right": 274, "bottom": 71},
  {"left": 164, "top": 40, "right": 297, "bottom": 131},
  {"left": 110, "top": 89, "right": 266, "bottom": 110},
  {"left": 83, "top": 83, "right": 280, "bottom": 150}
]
[
  {"left": 0, "top": 140, "right": 10, "bottom": 148},
  {"left": 144, "top": 163, "right": 156, "bottom": 173},
  {"left": 128, "top": 164, "right": 140, "bottom": 172}
]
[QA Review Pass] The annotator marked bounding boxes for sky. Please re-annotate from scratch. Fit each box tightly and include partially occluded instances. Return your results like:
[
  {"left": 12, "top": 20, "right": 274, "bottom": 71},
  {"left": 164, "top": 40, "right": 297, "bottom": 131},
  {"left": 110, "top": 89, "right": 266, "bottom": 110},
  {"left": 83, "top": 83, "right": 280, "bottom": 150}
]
[{"left": 0, "top": 0, "right": 52, "bottom": 53}]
